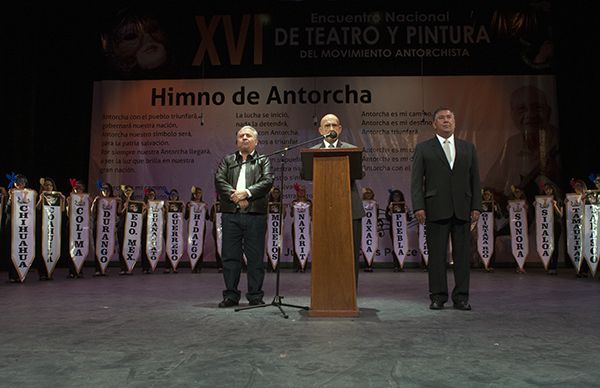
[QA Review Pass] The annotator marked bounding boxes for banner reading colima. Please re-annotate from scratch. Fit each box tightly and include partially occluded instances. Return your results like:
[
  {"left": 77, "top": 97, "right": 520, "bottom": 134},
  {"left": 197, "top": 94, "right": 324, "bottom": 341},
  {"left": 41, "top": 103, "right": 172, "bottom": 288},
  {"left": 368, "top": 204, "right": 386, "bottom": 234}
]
[{"left": 89, "top": 75, "right": 559, "bottom": 264}]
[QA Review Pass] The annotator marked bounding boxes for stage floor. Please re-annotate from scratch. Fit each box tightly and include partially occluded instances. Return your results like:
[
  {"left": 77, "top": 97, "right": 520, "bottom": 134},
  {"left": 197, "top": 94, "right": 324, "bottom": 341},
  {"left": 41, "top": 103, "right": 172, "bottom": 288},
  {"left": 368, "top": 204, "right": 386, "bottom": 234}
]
[{"left": 1, "top": 267, "right": 599, "bottom": 387}]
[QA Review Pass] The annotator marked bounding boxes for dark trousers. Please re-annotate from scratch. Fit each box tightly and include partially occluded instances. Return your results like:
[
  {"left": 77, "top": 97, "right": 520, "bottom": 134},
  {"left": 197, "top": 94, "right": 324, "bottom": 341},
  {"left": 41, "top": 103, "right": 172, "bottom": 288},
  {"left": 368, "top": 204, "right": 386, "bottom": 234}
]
[
  {"left": 221, "top": 212, "right": 267, "bottom": 302},
  {"left": 426, "top": 216, "right": 470, "bottom": 304}
]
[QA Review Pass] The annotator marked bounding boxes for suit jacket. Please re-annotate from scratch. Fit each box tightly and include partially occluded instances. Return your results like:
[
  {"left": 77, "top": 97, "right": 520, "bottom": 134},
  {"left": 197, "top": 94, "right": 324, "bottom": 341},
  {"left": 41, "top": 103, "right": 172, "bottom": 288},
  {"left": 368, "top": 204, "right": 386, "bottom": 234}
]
[
  {"left": 310, "top": 141, "right": 365, "bottom": 219},
  {"left": 215, "top": 151, "right": 274, "bottom": 214},
  {"left": 410, "top": 136, "right": 481, "bottom": 222}
]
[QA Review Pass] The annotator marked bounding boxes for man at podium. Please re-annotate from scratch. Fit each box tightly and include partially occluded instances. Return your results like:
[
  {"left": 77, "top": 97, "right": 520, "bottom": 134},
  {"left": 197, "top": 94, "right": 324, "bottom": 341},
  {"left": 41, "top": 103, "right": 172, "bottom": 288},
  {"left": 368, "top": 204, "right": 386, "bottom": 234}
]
[{"left": 311, "top": 113, "right": 365, "bottom": 283}]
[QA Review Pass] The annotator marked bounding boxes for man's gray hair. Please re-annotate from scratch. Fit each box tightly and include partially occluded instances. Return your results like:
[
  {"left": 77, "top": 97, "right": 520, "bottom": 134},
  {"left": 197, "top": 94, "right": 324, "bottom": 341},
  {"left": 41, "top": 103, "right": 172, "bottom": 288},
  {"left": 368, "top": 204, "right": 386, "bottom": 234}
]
[{"left": 238, "top": 125, "right": 258, "bottom": 139}]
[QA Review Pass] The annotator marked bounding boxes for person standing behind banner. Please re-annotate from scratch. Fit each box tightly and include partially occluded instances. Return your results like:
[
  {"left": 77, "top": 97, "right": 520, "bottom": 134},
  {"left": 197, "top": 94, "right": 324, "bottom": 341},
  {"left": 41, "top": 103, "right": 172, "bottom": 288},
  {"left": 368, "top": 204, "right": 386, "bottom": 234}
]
[
  {"left": 4, "top": 174, "right": 35, "bottom": 283},
  {"left": 164, "top": 188, "right": 181, "bottom": 273},
  {"left": 118, "top": 184, "right": 135, "bottom": 275},
  {"left": 209, "top": 196, "right": 223, "bottom": 273},
  {"left": 186, "top": 186, "right": 209, "bottom": 273},
  {"left": 266, "top": 187, "right": 285, "bottom": 273},
  {"left": 411, "top": 108, "right": 482, "bottom": 311},
  {"left": 141, "top": 187, "right": 158, "bottom": 274},
  {"left": 310, "top": 113, "right": 365, "bottom": 283},
  {"left": 508, "top": 185, "right": 530, "bottom": 274},
  {"left": 539, "top": 181, "right": 563, "bottom": 275},
  {"left": 289, "top": 183, "right": 312, "bottom": 273},
  {"left": 65, "top": 179, "right": 88, "bottom": 278},
  {"left": 361, "top": 187, "right": 377, "bottom": 272},
  {"left": 385, "top": 189, "right": 413, "bottom": 272},
  {"left": 215, "top": 125, "right": 274, "bottom": 308},
  {"left": 91, "top": 181, "right": 116, "bottom": 276},
  {"left": 35, "top": 177, "right": 66, "bottom": 281}
]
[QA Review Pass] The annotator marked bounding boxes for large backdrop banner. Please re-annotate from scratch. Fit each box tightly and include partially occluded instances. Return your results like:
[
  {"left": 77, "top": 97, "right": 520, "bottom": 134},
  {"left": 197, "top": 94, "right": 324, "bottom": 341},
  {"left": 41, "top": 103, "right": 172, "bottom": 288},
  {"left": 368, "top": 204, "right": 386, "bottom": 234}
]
[{"left": 89, "top": 75, "right": 559, "bottom": 263}]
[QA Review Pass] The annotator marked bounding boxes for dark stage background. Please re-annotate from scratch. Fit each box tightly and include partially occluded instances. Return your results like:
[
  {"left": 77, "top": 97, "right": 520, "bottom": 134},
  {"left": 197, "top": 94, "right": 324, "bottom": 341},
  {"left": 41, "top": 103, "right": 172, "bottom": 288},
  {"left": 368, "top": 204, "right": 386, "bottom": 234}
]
[{"left": 1, "top": 1, "right": 596, "bottom": 194}]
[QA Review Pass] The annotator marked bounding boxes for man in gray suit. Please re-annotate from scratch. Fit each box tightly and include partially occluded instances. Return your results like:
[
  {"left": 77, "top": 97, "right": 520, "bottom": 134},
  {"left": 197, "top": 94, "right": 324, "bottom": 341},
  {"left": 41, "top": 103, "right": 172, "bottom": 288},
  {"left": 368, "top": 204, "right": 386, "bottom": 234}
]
[
  {"left": 311, "top": 113, "right": 365, "bottom": 284},
  {"left": 411, "top": 108, "right": 481, "bottom": 311}
]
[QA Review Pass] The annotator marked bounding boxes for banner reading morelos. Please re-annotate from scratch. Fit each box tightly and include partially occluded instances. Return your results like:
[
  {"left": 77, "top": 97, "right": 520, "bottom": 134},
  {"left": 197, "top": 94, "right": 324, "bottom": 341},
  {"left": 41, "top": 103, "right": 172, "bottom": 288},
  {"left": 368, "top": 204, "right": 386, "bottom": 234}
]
[
  {"left": 10, "top": 189, "right": 37, "bottom": 282},
  {"left": 266, "top": 201, "right": 282, "bottom": 271},
  {"left": 565, "top": 193, "right": 584, "bottom": 272},
  {"left": 418, "top": 223, "right": 428, "bottom": 266}
]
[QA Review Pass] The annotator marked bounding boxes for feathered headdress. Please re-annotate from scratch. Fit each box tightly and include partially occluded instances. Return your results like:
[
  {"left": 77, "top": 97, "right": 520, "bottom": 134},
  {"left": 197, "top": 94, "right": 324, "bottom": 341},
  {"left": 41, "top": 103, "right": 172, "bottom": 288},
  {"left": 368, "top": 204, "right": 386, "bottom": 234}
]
[
  {"left": 589, "top": 172, "right": 598, "bottom": 184},
  {"left": 69, "top": 178, "right": 78, "bottom": 189},
  {"left": 96, "top": 179, "right": 103, "bottom": 190},
  {"left": 6, "top": 172, "right": 17, "bottom": 188}
]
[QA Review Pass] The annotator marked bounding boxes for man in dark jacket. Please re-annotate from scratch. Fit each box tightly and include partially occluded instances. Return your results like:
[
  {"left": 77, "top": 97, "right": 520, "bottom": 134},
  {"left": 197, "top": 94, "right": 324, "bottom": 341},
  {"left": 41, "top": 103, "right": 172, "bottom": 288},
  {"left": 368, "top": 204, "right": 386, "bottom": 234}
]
[
  {"left": 411, "top": 108, "right": 481, "bottom": 311},
  {"left": 215, "top": 126, "right": 274, "bottom": 307}
]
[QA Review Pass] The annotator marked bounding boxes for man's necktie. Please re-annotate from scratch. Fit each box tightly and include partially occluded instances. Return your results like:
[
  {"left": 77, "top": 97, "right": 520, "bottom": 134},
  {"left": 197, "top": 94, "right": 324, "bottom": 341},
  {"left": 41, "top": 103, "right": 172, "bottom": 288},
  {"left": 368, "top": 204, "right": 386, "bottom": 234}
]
[{"left": 443, "top": 139, "right": 453, "bottom": 166}]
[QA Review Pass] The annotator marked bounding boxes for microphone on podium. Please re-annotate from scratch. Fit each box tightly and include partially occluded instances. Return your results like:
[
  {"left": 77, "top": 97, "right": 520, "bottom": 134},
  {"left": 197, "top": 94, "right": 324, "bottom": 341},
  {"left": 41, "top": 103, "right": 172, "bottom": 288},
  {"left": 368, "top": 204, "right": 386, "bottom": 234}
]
[{"left": 325, "top": 131, "right": 338, "bottom": 139}]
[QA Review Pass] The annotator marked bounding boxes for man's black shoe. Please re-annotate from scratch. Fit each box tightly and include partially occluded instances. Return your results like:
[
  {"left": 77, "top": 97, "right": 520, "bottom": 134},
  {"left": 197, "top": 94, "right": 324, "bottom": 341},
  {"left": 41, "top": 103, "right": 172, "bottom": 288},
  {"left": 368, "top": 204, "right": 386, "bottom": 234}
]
[
  {"left": 218, "top": 298, "right": 239, "bottom": 308},
  {"left": 429, "top": 301, "right": 444, "bottom": 310},
  {"left": 249, "top": 299, "right": 265, "bottom": 306},
  {"left": 453, "top": 301, "right": 472, "bottom": 311}
]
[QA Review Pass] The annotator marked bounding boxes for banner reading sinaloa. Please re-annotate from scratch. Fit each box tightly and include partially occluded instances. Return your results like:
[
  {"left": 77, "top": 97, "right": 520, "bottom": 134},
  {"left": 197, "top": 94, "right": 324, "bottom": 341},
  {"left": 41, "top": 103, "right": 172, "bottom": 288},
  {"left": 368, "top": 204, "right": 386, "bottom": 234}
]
[{"left": 89, "top": 76, "right": 559, "bottom": 265}]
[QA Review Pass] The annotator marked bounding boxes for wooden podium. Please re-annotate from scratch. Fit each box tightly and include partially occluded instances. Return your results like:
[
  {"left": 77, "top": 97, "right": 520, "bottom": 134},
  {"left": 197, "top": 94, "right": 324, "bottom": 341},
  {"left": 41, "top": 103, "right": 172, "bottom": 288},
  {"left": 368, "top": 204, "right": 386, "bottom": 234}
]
[{"left": 301, "top": 148, "right": 363, "bottom": 317}]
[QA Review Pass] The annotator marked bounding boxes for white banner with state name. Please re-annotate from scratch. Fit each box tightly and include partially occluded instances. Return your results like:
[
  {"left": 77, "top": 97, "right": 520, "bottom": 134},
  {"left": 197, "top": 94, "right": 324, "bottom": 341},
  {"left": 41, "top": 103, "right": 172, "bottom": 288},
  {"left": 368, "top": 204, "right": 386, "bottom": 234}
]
[
  {"left": 11, "top": 189, "right": 37, "bottom": 282},
  {"left": 418, "top": 222, "right": 428, "bottom": 266},
  {"left": 122, "top": 201, "right": 144, "bottom": 272},
  {"left": 477, "top": 210, "right": 494, "bottom": 269},
  {"left": 95, "top": 197, "right": 117, "bottom": 274},
  {"left": 583, "top": 201, "right": 600, "bottom": 277},
  {"left": 146, "top": 200, "right": 165, "bottom": 271},
  {"left": 41, "top": 192, "right": 63, "bottom": 276},
  {"left": 509, "top": 200, "right": 529, "bottom": 270},
  {"left": 69, "top": 193, "right": 90, "bottom": 275},
  {"left": 389, "top": 202, "right": 408, "bottom": 269},
  {"left": 361, "top": 200, "right": 378, "bottom": 267},
  {"left": 266, "top": 202, "right": 282, "bottom": 270},
  {"left": 534, "top": 196, "right": 554, "bottom": 270},
  {"left": 166, "top": 201, "right": 184, "bottom": 270},
  {"left": 187, "top": 201, "right": 207, "bottom": 271},
  {"left": 565, "top": 193, "right": 584, "bottom": 272},
  {"left": 292, "top": 202, "right": 311, "bottom": 270}
]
